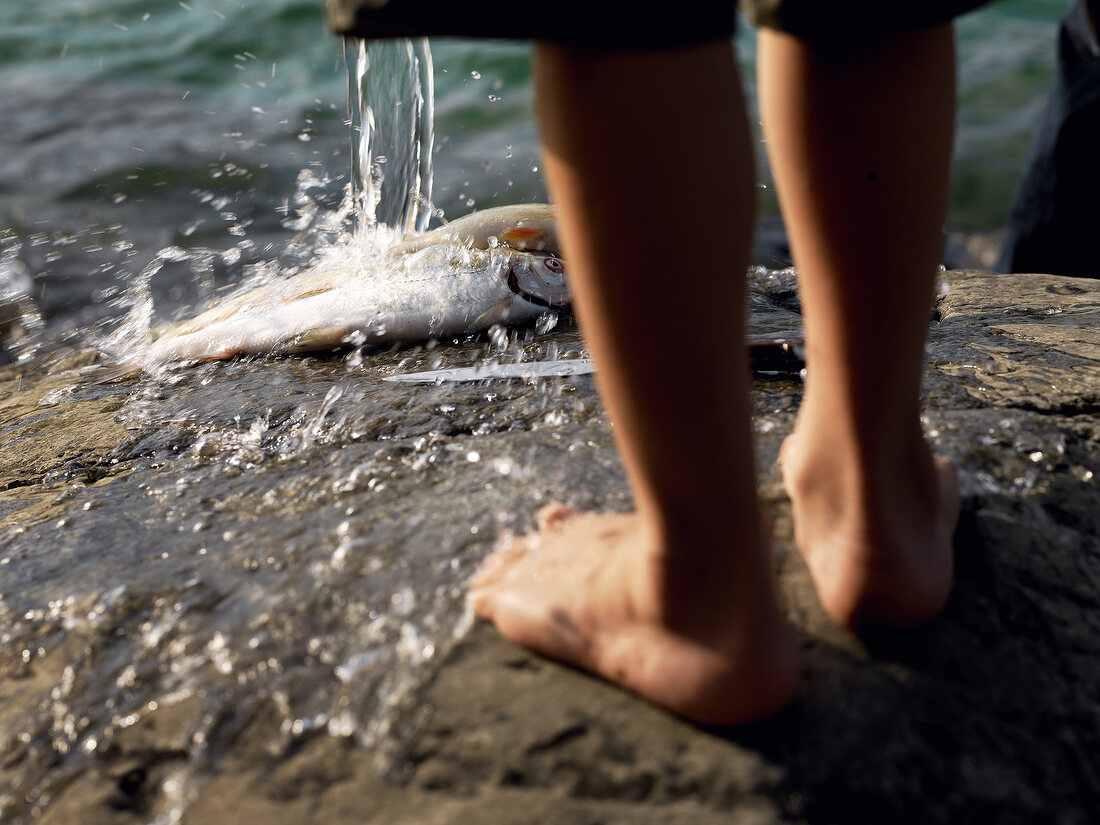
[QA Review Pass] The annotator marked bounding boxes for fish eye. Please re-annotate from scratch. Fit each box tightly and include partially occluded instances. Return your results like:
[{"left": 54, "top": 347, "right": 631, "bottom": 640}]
[{"left": 544, "top": 257, "right": 563, "bottom": 272}]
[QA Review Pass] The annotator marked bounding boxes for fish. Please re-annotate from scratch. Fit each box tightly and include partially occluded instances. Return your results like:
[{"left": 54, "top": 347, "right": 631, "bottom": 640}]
[
  {"left": 118, "top": 204, "right": 569, "bottom": 372},
  {"left": 386, "top": 202, "right": 559, "bottom": 255}
]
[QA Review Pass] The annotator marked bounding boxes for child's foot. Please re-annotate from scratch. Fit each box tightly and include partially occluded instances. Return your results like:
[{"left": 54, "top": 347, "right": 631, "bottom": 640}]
[
  {"left": 779, "top": 430, "right": 959, "bottom": 631},
  {"left": 469, "top": 503, "right": 800, "bottom": 726}
]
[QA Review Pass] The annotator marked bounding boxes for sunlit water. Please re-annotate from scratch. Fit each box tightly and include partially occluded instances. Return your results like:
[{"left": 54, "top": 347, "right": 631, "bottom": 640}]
[{"left": 0, "top": 2, "right": 1078, "bottom": 822}]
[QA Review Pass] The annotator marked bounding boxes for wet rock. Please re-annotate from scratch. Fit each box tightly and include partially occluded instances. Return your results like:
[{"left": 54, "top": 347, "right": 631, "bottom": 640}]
[
  {"left": 933, "top": 270, "right": 1100, "bottom": 413},
  {"left": 0, "top": 270, "right": 1098, "bottom": 824}
]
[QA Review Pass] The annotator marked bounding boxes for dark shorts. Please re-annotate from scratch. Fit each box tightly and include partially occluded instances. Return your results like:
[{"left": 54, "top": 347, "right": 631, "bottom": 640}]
[
  {"left": 745, "top": 0, "right": 995, "bottom": 39},
  {"left": 326, "top": 0, "right": 996, "bottom": 45}
]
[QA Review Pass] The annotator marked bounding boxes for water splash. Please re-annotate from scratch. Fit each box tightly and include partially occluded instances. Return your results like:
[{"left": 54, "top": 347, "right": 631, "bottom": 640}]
[
  {"left": 93, "top": 38, "right": 441, "bottom": 373},
  {"left": 101, "top": 246, "right": 194, "bottom": 357},
  {"left": 0, "top": 235, "right": 46, "bottom": 364}
]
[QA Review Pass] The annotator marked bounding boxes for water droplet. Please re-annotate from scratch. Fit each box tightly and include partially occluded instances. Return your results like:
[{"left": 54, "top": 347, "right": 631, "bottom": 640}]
[
  {"left": 489, "top": 325, "right": 509, "bottom": 350},
  {"left": 328, "top": 713, "right": 356, "bottom": 737},
  {"left": 391, "top": 586, "right": 415, "bottom": 615},
  {"left": 535, "top": 312, "right": 559, "bottom": 335},
  {"left": 470, "top": 70, "right": 481, "bottom": 79},
  {"left": 543, "top": 410, "right": 568, "bottom": 427}
]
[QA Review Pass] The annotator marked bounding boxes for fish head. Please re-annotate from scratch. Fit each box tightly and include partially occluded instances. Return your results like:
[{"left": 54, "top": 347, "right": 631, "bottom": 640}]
[{"left": 505, "top": 253, "right": 571, "bottom": 309}]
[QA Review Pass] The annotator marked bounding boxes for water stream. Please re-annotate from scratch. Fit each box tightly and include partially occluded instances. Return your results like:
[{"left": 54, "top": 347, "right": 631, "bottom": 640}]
[{"left": 345, "top": 37, "right": 435, "bottom": 237}]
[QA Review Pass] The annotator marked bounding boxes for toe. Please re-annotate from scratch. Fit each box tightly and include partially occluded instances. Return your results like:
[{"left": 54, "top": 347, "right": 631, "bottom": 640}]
[
  {"left": 470, "top": 534, "right": 535, "bottom": 588},
  {"left": 534, "top": 501, "right": 578, "bottom": 530}
]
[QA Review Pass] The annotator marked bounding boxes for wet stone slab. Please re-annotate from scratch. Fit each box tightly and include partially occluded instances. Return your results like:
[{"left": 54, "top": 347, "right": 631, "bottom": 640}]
[
  {"left": 0, "top": 269, "right": 1098, "bottom": 825},
  {"left": 932, "top": 269, "right": 1100, "bottom": 413}
]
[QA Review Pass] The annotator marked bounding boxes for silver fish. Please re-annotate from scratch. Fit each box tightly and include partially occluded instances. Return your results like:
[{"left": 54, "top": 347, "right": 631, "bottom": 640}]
[
  {"left": 386, "top": 202, "right": 559, "bottom": 255},
  {"left": 124, "top": 204, "right": 568, "bottom": 371}
]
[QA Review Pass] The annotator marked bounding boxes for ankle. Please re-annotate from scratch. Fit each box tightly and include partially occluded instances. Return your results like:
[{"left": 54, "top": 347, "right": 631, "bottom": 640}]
[
  {"left": 781, "top": 420, "right": 959, "bottom": 630},
  {"left": 627, "top": 508, "right": 782, "bottom": 637},
  {"left": 786, "top": 405, "right": 937, "bottom": 508}
]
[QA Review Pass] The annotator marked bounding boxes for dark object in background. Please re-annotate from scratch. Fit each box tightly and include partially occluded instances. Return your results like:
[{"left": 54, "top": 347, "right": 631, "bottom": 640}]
[
  {"left": 999, "top": 0, "right": 1100, "bottom": 278},
  {"left": 324, "top": 0, "right": 737, "bottom": 46},
  {"left": 325, "top": 0, "right": 994, "bottom": 47}
]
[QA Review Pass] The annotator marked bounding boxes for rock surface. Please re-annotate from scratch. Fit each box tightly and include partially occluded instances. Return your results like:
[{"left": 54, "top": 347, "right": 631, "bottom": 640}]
[{"left": 1, "top": 269, "right": 1098, "bottom": 824}]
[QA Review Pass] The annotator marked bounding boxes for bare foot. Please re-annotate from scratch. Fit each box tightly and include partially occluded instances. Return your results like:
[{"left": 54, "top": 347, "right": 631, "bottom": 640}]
[
  {"left": 469, "top": 504, "right": 800, "bottom": 726},
  {"left": 779, "top": 431, "right": 959, "bottom": 631}
]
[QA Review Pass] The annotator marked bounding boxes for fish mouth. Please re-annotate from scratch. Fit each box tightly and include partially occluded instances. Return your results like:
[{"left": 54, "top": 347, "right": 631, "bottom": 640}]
[
  {"left": 504, "top": 257, "right": 571, "bottom": 309},
  {"left": 507, "top": 268, "right": 558, "bottom": 308}
]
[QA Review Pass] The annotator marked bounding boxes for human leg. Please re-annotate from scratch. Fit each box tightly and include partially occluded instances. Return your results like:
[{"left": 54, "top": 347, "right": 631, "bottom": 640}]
[
  {"left": 758, "top": 25, "right": 960, "bottom": 630},
  {"left": 470, "top": 40, "right": 799, "bottom": 725}
]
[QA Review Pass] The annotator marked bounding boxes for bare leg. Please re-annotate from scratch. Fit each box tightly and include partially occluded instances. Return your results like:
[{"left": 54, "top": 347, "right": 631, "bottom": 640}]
[
  {"left": 470, "top": 41, "right": 799, "bottom": 725},
  {"left": 759, "top": 25, "right": 960, "bottom": 630}
]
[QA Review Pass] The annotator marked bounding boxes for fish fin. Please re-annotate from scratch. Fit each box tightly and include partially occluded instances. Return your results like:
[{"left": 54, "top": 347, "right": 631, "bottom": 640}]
[
  {"left": 467, "top": 300, "right": 513, "bottom": 333},
  {"left": 282, "top": 285, "right": 334, "bottom": 302},
  {"left": 498, "top": 227, "right": 551, "bottom": 251},
  {"left": 284, "top": 326, "right": 354, "bottom": 353}
]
